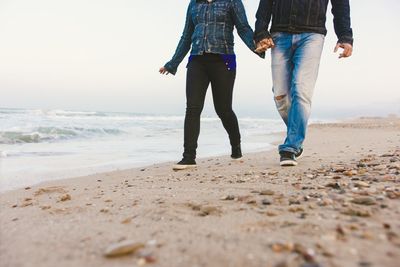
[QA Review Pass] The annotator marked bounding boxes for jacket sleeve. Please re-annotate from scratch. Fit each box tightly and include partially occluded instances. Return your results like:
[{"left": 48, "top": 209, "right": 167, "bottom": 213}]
[
  {"left": 164, "top": 1, "right": 195, "bottom": 75},
  {"left": 231, "top": 0, "right": 264, "bottom": 58},
  {"left": 331, "top": 0, "right": 354, "bottom": 45},
  {"left": 254, "top": 0, "right": 273, "bottom": 43}
]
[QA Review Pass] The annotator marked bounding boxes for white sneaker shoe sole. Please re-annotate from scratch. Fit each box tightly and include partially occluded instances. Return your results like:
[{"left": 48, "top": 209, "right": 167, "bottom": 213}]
[
  {"left": 280, "top": 160, "right": 298, "bottom": 167},
  {"left": 172, "top": 164, "right": 197, "bottom": 171}
]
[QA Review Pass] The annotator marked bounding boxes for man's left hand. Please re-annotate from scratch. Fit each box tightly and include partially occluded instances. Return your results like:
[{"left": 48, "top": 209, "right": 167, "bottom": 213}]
[{"left": 334, "top": 43, "right": 353, "bottom": 59}]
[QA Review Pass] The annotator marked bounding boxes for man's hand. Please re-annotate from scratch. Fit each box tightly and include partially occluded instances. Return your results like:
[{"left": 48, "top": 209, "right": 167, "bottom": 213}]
[
  {"left": 334, "top": 43, "right": 353, "bottom": 59},
  {"left": 159, "top": 67, "right": 170, "bottom": 75},
  {"left": 255, "top": 38, "right": 275, "bottom": 53}
]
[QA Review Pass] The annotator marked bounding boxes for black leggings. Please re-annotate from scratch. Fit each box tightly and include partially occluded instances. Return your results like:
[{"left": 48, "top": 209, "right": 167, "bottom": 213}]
[{"left": 183, "top": 53, "right": 241, "bottom": 160}]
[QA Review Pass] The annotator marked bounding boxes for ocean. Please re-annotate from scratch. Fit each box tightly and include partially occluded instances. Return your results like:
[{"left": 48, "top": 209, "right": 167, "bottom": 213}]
[{"left": 0, "top": 108, "right": 288, "bottom": 192}]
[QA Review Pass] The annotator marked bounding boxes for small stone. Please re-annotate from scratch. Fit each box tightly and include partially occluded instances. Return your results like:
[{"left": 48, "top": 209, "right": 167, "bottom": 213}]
[
  {"left": 121, "top": 218, "right": 132, "bottom": 224},
  {"left": 198, "top": 206, "right": 222, "bottom": 216},
  {"left": 351, "top": 197, "right": 376, "bottom": 206},
  {"left": 100, "top": 208, "right": 110, "bottom": 213},
  {"left": 262, "top": 199, "right": 272, "bottom": 205},
  {"left": 325, "top": 182, "right": 341, "bottom": 190},
  {"left": 260, "top": 190, "right": 275, "bottom": 196},
  {"left": 354, "top": 181, "right": 369, "bottom": 188},
  {"left": 59, "top": 194, "right": 71, "bottom": 202},
  {"left": 341, "top": 208, "right": 371, "bottom": 217},
  {"left": 104, "top": 240, "right": 145, "bottom": 258},
  {"left": 220, "top": 195, "right": 235, "bottom": 201},
  {"left": 24, "top": 187, "right": 31, "bottom": 190},
  {"left": 373, "top": 165, "right": 387, "bottom": 171}
]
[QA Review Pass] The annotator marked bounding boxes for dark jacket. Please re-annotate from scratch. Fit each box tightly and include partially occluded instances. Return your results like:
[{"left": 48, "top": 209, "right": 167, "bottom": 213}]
[
  {"left": 254, "top": 0, "right": 353, "bottom": 45},
  {"left": 165, "top": 0, "right": 260, "bottom": 75}
]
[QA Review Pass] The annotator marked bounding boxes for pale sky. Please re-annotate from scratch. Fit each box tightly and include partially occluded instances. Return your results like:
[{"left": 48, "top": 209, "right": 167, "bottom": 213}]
[{"left": 0, "top": 0, "right": 399, "bottom": 118}]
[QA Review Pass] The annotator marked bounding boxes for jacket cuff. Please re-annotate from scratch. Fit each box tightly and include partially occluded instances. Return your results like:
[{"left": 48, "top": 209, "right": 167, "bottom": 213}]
[
  {"left": 338, "top": 36, "right": 354, "bottom": 46},
  {"left": 254, "top": 31, "right": 272, "bottom": 43},
  {"left": 164, "top": 62, "right": 177, "bottom": 75}
]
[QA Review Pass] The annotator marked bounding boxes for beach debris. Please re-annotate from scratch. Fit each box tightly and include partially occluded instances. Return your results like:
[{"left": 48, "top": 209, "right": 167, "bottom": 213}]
[
  {"left": 261, "top": 199, "right": 272, "bottom": 205},
  {"left": 104, "top": 240, "right": 145, "bottom": 258},
  {"left": 351, "top": 196, "right": 376, "bottom": 206},
  {"left": 260, "top": 189, "right": 275, "bottom": 196},
  {"left": 121, "top": 217, "right": 133, "bottom": 224},
  {"left": 271, "top": 242, "right": 316, "bottom": 263},
  {"left": 20, "top": 198, "right": 33, "bottom": 207},
  {"left": 187, "top": 203, "right": 222, "bottom": 216},
  {"left": 100, "top": 207, "right": 110, "bottom": 213},
  {"left": 137, "top": 250, "right": 157, "bottom": 265},
  {"left": 354, "top": 181, "right": 370, "bottom": 188},
  {"left": 325, "top": 182, "right": 341, "bottom": 190},
  {"left": 220, "top": 195, "right": 235, "bottom": 201},
  {"left": 198, "top": 206, "right": 221, "bottom": 216},
  {"left": 59, "top": 194, "right": 71, "bottom": 202},
  {"left": 34, "top": 186, "right": 67, "bottom": 196},
  {"left": 341, "top": 207, "right": 371, "bottom": 217}
]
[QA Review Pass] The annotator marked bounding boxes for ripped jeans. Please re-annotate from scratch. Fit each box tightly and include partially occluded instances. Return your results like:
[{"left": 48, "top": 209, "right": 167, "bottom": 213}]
[{"left": 271, "top": 32, "right": 325, "bottom": 154}]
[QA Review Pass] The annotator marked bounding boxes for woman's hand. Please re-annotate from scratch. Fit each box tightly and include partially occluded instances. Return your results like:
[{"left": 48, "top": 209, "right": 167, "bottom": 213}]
[
  {"left": 255, "top": 38, "right": 275, "bottom": 53},
  {"left": 159, "top": 67, "right": 170, "bottom": 75}
]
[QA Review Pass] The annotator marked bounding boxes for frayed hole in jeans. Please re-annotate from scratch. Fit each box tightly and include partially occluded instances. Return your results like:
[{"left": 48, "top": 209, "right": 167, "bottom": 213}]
[{"left": 275, "top": 95, "right": 287, "bottom": 101}]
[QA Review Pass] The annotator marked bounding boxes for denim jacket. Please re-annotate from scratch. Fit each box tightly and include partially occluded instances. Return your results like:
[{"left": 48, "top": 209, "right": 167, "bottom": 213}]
[
  {"left": 164, "top": 0, "right": 261, "bottom": 75},
  {"left": 254, "top": 0, "right": 353, "bottom": 45}
]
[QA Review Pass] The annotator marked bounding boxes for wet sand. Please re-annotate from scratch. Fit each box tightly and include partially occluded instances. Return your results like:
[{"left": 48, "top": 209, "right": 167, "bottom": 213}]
[{"left": 0, "top": 117, "right": 399, "bottom": 267}]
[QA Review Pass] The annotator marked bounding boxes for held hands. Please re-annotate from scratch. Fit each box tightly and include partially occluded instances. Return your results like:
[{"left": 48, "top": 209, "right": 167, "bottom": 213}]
[
  {"left": 334, "top": 43, "right": 353, "bottom": 59},
  {"left": 159, "top": 67, "right": 170, "bottom": 75},
  {"left": 255, "top": 38, "right": 275, "bottom": 53}
]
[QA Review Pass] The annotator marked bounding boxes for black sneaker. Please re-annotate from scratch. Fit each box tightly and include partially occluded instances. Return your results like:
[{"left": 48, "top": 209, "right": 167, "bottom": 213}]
[
  {"left": 231, "top": 145, "right": 242, "bottom": 160},
  {"left": 295, "top": 148, "right": 304, "bottom": 159},
  {"left": 173, "top": 158, "right": 197, "bottom": 170},
  {"left": 280, "top": 151, "right": 298, "bottom": 167}
]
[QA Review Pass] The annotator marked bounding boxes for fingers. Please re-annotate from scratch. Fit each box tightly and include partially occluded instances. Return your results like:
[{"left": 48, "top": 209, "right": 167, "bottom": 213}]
[
  {"left": 334, "top": 43, "right": 353, "bottom": 59},
  {"left": 255, "top": 38, "right": 275, "bottom": 53},
  {"left": 334, "top": 43, "right": 341, "bottom": 53},
  {"left": 159, "top": 67, "right": 169, "bottom": 75},
  {"left": 342, "top": 45, "right": 353, "bottom": 58}
]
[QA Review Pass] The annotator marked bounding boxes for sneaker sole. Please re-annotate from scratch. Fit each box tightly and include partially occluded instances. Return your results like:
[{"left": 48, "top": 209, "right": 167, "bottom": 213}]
[
  {"left": 231, "top": 156, "right": 243, "bottom": 161},
  {"left": 172, "top": 164, "right": 197, "bottom": 171},
  {"left": 280, "top": 160, "right": 298, "bottom": 167},
  {"left": 296, "top": 152, "right": 303, "bottom": 160}
]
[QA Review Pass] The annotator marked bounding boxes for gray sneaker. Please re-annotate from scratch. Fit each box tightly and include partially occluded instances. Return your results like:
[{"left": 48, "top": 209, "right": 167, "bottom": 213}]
[{"left": 280, "top": 151, "right": 298, "bottom": 167}]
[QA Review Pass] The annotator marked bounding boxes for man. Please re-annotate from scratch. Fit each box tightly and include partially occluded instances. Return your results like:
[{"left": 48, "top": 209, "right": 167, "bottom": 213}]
[{"left": 254, "top": 0, "right": 353, "bottom": 166}]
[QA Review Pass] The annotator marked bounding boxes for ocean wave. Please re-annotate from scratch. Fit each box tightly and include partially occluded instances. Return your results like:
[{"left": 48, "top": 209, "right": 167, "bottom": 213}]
[{"left": 0, "top": 126, "right": 125, "bottom": 144}]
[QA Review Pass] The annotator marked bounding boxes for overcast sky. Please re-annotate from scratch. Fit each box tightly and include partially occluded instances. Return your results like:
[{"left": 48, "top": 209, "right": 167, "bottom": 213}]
[{"left": 0, "top": 0, "right": 399, "bottom": 118}]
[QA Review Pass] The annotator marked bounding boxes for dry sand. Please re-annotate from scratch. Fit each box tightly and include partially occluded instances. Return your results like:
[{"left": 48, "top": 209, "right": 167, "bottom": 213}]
[{"left": 0, "top": 117, "right": 399, "bottom": 267}]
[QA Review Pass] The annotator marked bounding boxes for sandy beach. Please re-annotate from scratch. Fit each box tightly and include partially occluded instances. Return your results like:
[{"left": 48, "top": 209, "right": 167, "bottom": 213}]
[{"left": 0, "top": 117, "right": 399, "bottom": 267}]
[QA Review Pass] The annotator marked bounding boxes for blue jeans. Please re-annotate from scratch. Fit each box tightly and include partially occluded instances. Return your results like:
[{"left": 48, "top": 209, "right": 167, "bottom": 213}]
[{"left": 271, "top": 32, "right": 325, "bottom": 154}]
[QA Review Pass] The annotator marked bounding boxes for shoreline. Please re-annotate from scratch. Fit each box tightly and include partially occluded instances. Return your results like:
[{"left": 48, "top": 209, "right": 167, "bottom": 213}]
[
  {"left": 0, "top": 117, "right": 399, "bottom": 267},
  {"left": 0, "top": 132, "right": 282, "bottom": 194}
]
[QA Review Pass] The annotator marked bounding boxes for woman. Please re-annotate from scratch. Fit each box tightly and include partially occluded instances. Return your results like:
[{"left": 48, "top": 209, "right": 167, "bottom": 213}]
[{"left": 160, "top": 0, "right": 263, "bottom": 170}]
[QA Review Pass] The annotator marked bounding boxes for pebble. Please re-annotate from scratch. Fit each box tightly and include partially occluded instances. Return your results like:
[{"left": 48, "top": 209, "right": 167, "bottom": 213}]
[
  {"left": 220, "top": 195, "right": 235, "bottom": 201},
  {"left": 354, "top": 181, "right": 369, "bottom": 188},
  {"left": 351, "top": 197, "right": 376, "bottom": 206},
  {"left": 104, "top": 240, "right": 145, "bottom": 258},
  {"left": 259, "top": 190, "right": 275, "bottom": 196},
  {"left": 59, "top": 194, "right": 71, "bottom": 202},
  {"left": 261, "top": 199, "right": 272, "bottom": 205},
  {"left": 325, "top": 182, "right": 341, "bottom": 190},
  {"left": 341, "top": 208, "right": 371, "bottom": 217}
]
